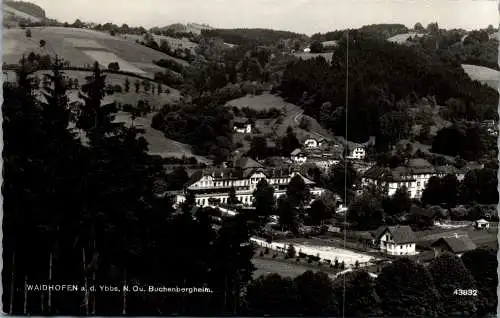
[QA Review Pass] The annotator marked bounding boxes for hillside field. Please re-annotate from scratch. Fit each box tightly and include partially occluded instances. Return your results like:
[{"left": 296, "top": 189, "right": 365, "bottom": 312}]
[
  {"left": 226, "top": 93, "right": 333, "bottom": 141},
  {"left": 387, "top": 32, "right": 425, "bottom": 44},
  {"left": 3, "top": 27, "right": 187, "bottom": 77},
  {"left": 293, "top": 52, "right": 333, "bottom": 61},
  {"left": 4, "top": 4, "right": 42, "bottom": 22},
  {"left": 461, "top": 64, "right": 499, "bottom": 90},
  {"left": 113, "top": 112, "right": 210, "bottom": 164},
  {"left": 120, "top": 33, "right": 198, "bottom": 53}
]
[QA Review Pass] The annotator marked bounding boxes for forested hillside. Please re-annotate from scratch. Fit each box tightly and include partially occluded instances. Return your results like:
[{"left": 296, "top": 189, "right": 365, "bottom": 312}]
[
  {"left": 201, "top": 28, "right": 307, "bottom": 46},
  {"left": 279, "top": 30, "right": 498, "bottom": 148}
]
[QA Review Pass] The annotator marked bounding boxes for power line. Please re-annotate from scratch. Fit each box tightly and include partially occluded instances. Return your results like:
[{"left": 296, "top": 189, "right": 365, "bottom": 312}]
[{"left": 342, "top": 29, "right": 349, "bottom": 318}]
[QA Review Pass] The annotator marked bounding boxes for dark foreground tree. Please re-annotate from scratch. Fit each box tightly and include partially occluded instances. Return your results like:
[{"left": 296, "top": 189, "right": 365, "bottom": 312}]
[
  {"left": 294, "top": 271, "right": 337, "bottom": 316},
  {"left": 461, "top": 248, "right": 498, "bottom": 315},
  {"left": 335, "top": 270, "right": 381, "bottom": 317},
  {"left": 429, "top": 253, "right": 478, "bottom": 316},
  {"left": 244, "top": 274, "right": 299, "bottom": 315},
  {"left": 375, "top": 258, "right": 441, "bottom": 316}
]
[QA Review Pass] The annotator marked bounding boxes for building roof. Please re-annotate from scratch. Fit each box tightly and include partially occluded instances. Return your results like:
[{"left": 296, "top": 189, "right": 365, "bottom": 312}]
[
  {"left": 431, "top": 236, "right": 477, "bottom": 254},
  {"left": 364, "top": 158, "right": 463, "bottom": 182},
  {"left": 290, "top": 148, "right": 302, "bottom": 156},
  {"left": 363, "top": 166, "right": 415, "bottom": 182},
  {"left": 234, "top": 157, "right": 263, "bottom": 170},
  {"left": 233, "top": 117, "right": 250, "bottom": 125},
  {"left": 435, "top": 165, "right": 459, "bottom": 175},
  {"left": 293, "top": 172, "right": 315, "bottom": 185},
  {"left": 376, "top": 225, "right": 417, "bottom": 244},
  {"left": 475, "top": 219, "right": 489, "bottom": 224}
]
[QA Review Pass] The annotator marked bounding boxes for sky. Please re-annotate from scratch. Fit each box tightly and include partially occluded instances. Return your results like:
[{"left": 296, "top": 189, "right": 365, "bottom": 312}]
[{"left": 26, "top": 0, "right": 498, "bottom": 35}]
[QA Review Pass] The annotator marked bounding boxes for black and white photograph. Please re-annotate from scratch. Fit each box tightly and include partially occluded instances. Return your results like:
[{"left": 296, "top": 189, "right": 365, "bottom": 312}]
[{"left": 2, "top": 0, "right": 499, "bottom": 316}]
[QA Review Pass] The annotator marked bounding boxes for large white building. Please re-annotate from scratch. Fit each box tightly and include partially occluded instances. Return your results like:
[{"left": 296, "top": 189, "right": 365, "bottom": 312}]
[
  {"left": 180, "top": 157, "right": 325, "bottom": 207},
  {"left": 362, "top": 158, "right": 465, "bottom": 199}
]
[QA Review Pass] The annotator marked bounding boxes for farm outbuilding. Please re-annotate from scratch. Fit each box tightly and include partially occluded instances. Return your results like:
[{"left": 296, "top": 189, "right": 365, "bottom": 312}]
[{"left": 474, "top": 219, "right": 490, "bottom": 230}]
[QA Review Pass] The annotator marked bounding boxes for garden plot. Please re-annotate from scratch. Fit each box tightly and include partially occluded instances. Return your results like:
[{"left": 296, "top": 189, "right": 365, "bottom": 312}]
[{"left": 83, "top": 50, "right": 148, "bottom": 75}]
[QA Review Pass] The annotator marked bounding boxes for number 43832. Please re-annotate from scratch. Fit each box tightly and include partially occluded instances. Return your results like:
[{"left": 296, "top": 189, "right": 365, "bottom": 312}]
[{"left": 454, "top": 289, "right": 478, "bottom": 296}]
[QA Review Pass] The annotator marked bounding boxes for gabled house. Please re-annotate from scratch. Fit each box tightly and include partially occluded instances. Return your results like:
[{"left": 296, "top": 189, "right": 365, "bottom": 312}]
[
  {"left": 233, "top": 118, "right": 253, "bottom": 134},
  {"left": 290, "top": 148, "right": 307, "bottom": 164},
  {"left": 375, "top": 225, "right": 417, "bottom": 256},
  {"left": 474, "top": 219, "right": 490, "bottom": 230},
  {"left": 430, "top": 235, "right": 476, "bottom": 257}
]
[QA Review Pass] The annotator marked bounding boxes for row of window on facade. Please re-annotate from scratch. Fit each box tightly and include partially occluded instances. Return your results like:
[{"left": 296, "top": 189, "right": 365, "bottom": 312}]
[
  {"left": 382, "top": 242, "right": 413, "bottom": 249},
  {"left": 195, "top": 196, "right": 253, "bottom": 206},
  {"left": 194, "top": 178, "right": 291, "bottom": 188}
]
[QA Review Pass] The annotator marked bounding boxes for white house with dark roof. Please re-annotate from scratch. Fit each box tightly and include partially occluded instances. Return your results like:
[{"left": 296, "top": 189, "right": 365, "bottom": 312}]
[
  {"left": 375, "top": 225, "right": 417, "bottom": 256},
  {"left": 180, "top": 157, "right": 325, "bottom": 207}
]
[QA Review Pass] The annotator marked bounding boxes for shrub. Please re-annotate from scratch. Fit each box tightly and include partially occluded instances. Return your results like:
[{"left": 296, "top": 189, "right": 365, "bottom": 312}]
[
  {"left": 307, "top": 258, "right": 313, "bottom": 264},
  {"left": 259, "top": 251, "right": 264, "bottom": 257},
  {"left": 264, "top": 247, "right": 269, "bottom": 254},
  {"left": 272, "top": 254, "right": 277, "bottom": 259},
  {"left": 299, "top": 116, "right": 311, "bottom": 131},
  {"left": 108, "top": 62, "right": 120, "bottom": 72},
  {"left": 286, "top": 244, "right": 296, "bottom": 259},
  {"left": 298, "top": 252, "right": 307, "bottom": 258},
  {"left": 296, "top": 258, "right": 300, "bottom": 262},
  {"left": 25, "top": 28, "right": 32, "bottom": 38}
]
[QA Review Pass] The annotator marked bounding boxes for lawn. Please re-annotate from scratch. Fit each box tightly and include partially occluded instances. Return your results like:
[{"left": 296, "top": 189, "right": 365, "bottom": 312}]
[
  {"left": 252, "top": 247, "right": 342, "bottom": 279},
  {"left": 461, "top": 64, "right": 499, "bottom": 90},
  {"left": 3, "top": 27, "right": 188, "bottom": 77}
]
